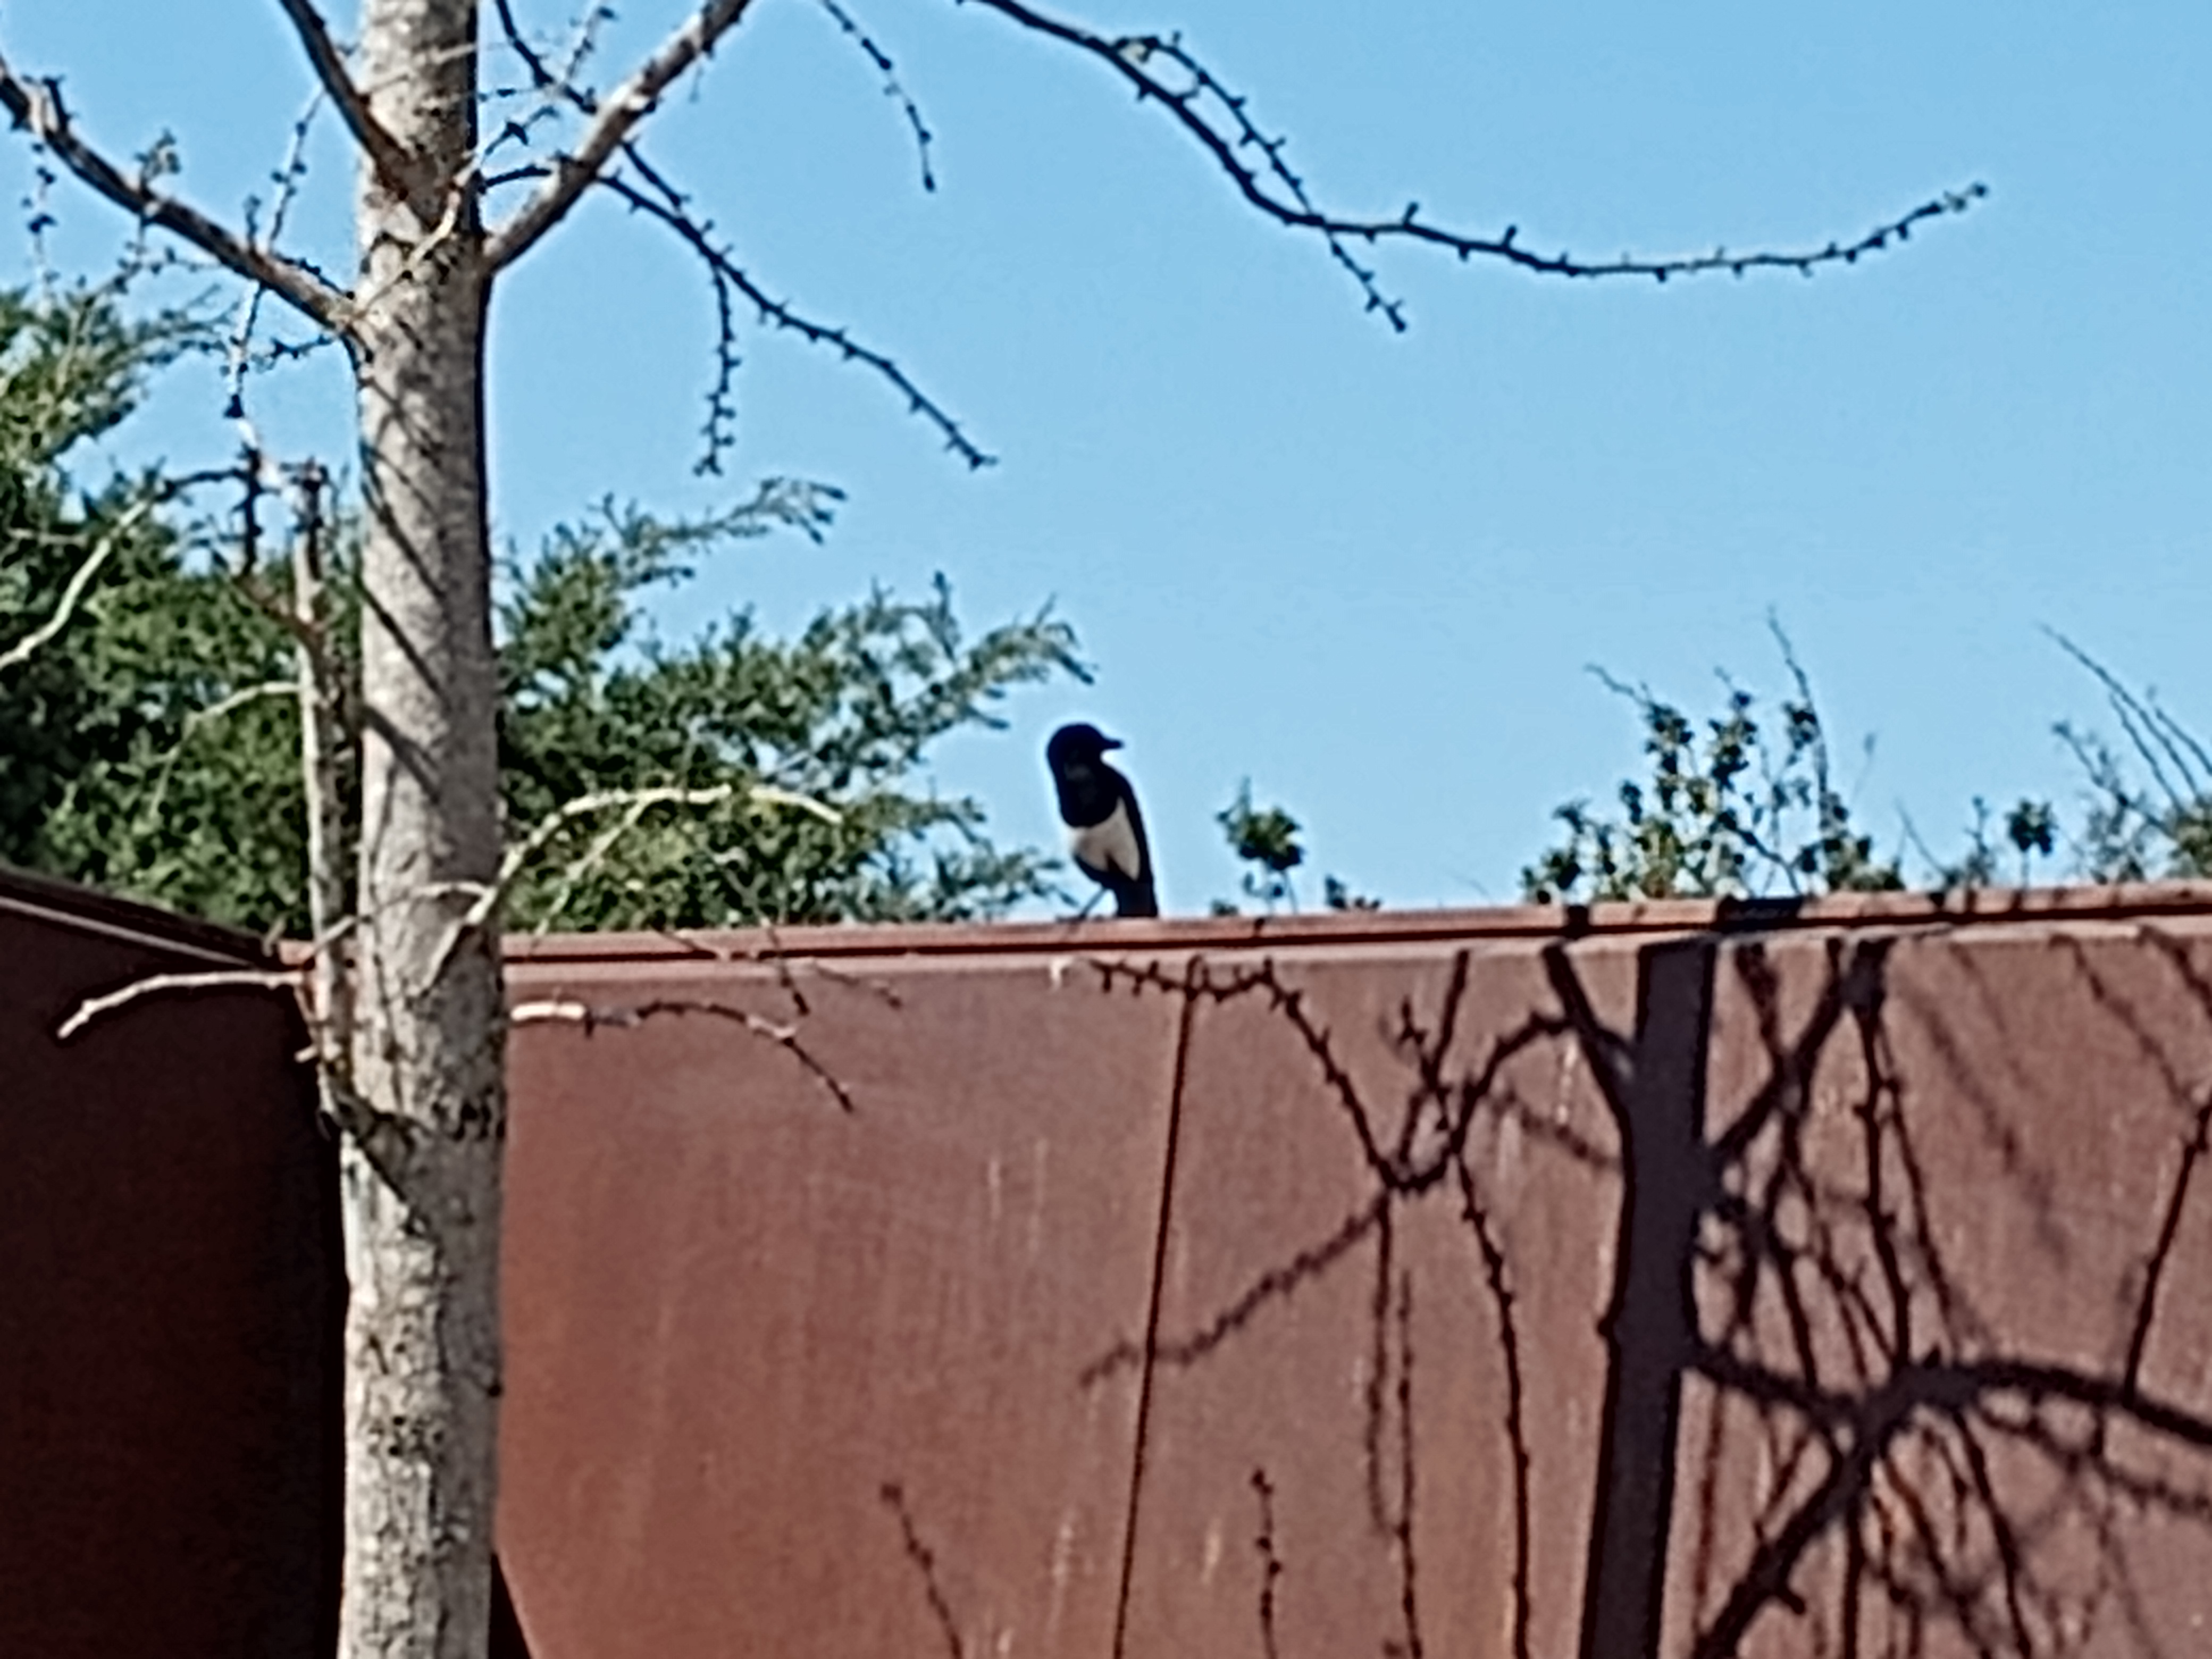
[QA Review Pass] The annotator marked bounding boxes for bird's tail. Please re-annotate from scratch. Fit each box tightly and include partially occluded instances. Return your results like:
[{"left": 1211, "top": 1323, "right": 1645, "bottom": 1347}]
[{"left": 1112, "top": 872, "right": 1160, "bottom": 919}]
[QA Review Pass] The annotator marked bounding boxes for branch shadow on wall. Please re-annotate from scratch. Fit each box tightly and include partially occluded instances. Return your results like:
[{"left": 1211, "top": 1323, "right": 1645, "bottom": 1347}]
[{"left": 986, "top": 921, "right": 2212, "bottom": 1659}]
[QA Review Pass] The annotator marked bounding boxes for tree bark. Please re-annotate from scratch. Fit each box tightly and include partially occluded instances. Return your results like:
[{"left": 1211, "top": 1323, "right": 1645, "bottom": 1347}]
[{"left": 344, "top": 4, "right": 506, "bottom": 1656}]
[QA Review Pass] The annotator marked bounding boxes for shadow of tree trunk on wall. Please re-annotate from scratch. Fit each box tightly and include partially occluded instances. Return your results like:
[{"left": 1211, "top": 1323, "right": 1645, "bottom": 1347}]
[{"left": 1015, "top": 919, "right": 2212, "bottom": 1658}]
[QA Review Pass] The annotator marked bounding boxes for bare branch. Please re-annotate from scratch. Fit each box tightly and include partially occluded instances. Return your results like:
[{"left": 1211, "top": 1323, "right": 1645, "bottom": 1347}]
[
  {"left": 484, "top": 0, "right": 762, "bottom": 270},
  {"left": 962, "top": 0, "right": 1985, "bottom": 327},
  {"left": 0, "top": 497, "right": 155, "bottom": 673},
  {"left": 270, "top": 0, "right": 421, "bottom": 207},
  {"left": 226, "top": 92, "right": 333, "bottom": 420},
  {"left": 433, "top": 781, "right": 841, "bottom": 974},
  {"left": 0, "top": 56, "right": 352, "bottom": 333},
  {"left": 512, "top": 995, "right": 856, "bottom": 1112},
  {"left": 597, "top": 167, "right": 994, "bottom": 468},
  {"left": 291, "top": 459, "right": 357, "bottom": 1126},
  {"left": 58, "top": 968, "right": 305, "bottom": 1041},
  {"left": 0, "top": 467, "right": 243, "bottom": 673},
  {"left": 816, "top": 0, "right": 936, "bottom": 192}
]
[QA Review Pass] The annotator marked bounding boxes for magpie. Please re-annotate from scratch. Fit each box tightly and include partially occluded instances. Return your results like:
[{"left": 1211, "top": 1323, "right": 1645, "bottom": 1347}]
[{"left": 1046, "top": 722, "right": 1159, "bottom": 918}]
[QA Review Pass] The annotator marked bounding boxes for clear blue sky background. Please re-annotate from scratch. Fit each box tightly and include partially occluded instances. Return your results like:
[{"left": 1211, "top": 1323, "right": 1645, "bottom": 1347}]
[{"left": 3, "top": 2, "right": 2207, "bottom": 912}]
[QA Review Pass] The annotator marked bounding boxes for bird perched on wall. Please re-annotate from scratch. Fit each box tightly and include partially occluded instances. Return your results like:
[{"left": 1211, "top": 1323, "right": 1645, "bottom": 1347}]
[{"left": 1045, "top": 722, "right": 1159, "bottom": 918}]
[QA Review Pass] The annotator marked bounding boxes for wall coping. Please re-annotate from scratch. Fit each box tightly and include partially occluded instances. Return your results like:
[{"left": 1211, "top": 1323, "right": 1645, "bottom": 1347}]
[
  {"left": 502, "top": 881, "right": 2212, "bottom": 967},
  {"left": 0, "top": 864, "right": 274, "bottom": 966}
]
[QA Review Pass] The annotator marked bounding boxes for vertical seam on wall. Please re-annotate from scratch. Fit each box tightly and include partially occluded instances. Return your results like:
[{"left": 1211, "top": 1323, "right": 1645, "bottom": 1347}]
[{"left": 1110, "top": 953, "right": 1202, "bottom": 1659}]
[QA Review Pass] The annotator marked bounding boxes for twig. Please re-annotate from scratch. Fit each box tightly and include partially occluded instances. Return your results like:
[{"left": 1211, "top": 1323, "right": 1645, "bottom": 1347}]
[
  {"left": 225, "top": 90, "right": 329, "bottom": 420},
  {"left": 815, "top": 0, "right": 936, "bottom": 191},
  {"left": 58, "top": 968, "right": 305, "bottom": 1041},
  {"left": 270, "top": 0, "right": 420, "bottom": 206},
  {"left": 442, "top": 781, "right": 840, "bottom": 965},
  {"left": 961, "top": 0, "right": 1985, "bottom": 328},
  {"left": 0, "top": 468, "right": 240, "bottom": 672},
  {"left": 509, "top": 994, "right": 856, "bottom": 1112},
  {"left": 485, "top": 0, "right": 761, "bottom": 269},
  {"left": 0, "top": 55, "right": 351, "bottom": 332},
  {"left": 597, "top": 169, "right": 992, "bottom": 469}
]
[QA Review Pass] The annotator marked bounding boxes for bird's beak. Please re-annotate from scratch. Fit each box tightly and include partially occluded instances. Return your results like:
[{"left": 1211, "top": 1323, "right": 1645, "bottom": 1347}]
[{"left": 1101, "top": 734, "right": 1124, "bottom": 750}]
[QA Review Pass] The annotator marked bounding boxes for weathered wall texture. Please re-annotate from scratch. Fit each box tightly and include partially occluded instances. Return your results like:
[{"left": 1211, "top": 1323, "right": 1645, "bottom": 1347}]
[
  {"left": 497, "top": 890, "right": 2212, "bottom": 1659},
  {"left": 13, "top": 872, "right": 2212, "bottom": 1657},
  {"left": 0, "top": 869, "right": 340, "bottom": 1659}
]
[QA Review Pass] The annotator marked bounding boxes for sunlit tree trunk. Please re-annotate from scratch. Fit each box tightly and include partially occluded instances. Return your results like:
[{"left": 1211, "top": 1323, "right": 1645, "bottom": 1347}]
[{"left": 343, "top": 3, "right": 505, "bottom": 1654}]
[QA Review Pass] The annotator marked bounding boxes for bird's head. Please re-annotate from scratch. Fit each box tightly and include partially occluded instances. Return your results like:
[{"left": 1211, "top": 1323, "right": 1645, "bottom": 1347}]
[{"left": 1046, "top": 722, "right": 1123, "bottom": 774}]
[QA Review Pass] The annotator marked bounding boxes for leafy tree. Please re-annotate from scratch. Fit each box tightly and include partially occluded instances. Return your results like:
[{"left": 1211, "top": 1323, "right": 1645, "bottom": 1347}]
[
  {"left": 0, "top": 283, "right": 295, "bottom": 919},
  {"left": 1213, "top": 779, "right": 1379, "bottom": 914},
  {"left": 1, "top": 294, "right": 1085, "bottom": 936},
  {"left": 1522, "top": 631, "right": 2212, "bottom": 904},
  {"left": 495, "top": 502, "right": 1086, "bottom": 932},
  {"left": 1523, "top": 641, "right": 1905, "bottom": 904}
]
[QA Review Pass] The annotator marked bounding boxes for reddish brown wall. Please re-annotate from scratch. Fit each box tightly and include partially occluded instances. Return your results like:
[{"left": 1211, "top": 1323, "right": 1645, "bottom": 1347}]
[
  {"left": 499, "top": 890, "right": 2212, "bottom": 1658},
  {"left": 0, "top": 870, "right": 340, "bottom": 1658},
  {"left": 16, "top": 873, "right": 2212, "bottom": 1657}
]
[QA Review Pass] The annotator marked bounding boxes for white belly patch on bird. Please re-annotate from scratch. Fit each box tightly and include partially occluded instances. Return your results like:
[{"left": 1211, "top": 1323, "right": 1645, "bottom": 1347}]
[{"left": 1069, "top": 800, "right": 1143, "bottom": 880}]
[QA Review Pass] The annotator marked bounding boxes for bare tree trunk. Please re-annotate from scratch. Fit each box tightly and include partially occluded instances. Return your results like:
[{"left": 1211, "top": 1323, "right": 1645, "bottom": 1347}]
[{"left": 343, "top": 4, "right": 506, "bottom": 1656}]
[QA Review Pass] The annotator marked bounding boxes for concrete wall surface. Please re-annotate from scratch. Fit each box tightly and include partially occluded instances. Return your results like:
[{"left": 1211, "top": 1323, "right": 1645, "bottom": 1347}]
[
  {"left": 497, "top": 887, "right": 2212, "bottom": 1659},
  {"left": 0, "top": 869, "right": 340, "bottom": 1658}
]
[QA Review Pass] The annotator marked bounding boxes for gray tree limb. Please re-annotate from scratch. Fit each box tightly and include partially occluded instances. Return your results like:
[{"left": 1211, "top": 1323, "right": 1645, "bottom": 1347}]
[
  {"left": 0, "top": 53, "right": 353, "bottom": 332},
  {"left": 485, "top": 0, "right": 760, "bottom": 269},
  {"left": 271, "top": 0, "right": 423, "bottom": 210}
]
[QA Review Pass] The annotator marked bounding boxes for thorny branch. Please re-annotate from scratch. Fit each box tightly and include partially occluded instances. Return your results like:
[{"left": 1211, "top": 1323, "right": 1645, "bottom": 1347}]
[
  {"left": 961, "top": 0, "right": 1987, "bottom": 329},
  {"left": 485, "top": 0, "right": 760, "bottom": 269},
  {"left": 270, "top": 0, "right": 420, "bottom": 207},
  {"left": 596, "top": 167, "right": 994, "bottom": 470},
  {"left": 509, "top": 994, "right": 856, "bottom": 1112},
  {"left": 816, "top": 0, "right": 936, "bottom": 191},
  {"left": 0, "top": 53, "right": 351, "bottom": 332}
]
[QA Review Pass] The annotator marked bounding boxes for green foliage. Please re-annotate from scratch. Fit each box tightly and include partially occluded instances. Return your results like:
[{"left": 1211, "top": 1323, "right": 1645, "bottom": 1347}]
[
  {"left": 1216, "top": 780, "right": 1304, "bottom": 910},
  {"left": 495, "top": 500, "right": 1091, "bottom": 929},
  {"left": 0, "top": 288, "right": 1090, "bottom": 935},
  {"left": 1211, "top": 781, "right": 1379, "bottom": 914},
  {"left": 1928, "top": 796, "right": 2059, "bottom": 890},
  {"left": 1322, "top": 874, "right": 1381, "bottom": 912},
  {"left": 1523, "top": 639, "right": 1905, "bottom": 904},
  {"left": 1520, "top": 628, "right": 2212, "bottom": 904},
  {"left": 2047, "top": 639, "right": 2212, "bottom": 883},
  {"left": 0, "top": 284, "right": 302, "bottom": 927}
]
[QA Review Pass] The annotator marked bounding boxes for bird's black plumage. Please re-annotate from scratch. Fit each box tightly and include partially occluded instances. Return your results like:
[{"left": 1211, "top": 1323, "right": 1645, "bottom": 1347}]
[{"left": 1045, "top": 722, "right": 1158, "bottom": 918}]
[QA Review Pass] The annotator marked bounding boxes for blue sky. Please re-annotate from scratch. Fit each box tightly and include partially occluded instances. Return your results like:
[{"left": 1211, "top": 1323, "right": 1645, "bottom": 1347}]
[{"left": 4, "top": 2, "right": 2208, "bottom": 911}]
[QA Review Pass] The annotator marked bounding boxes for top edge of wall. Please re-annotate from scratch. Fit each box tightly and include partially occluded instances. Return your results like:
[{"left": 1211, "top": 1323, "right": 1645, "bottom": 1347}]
[
  {"left": 502, "top": 882, "right": 2212, "bottom": 968},
  {"left": 23, "top": 863, "right": 2208, "bottom": 973},
  {"left": 0, "top": 864, "right": 274, "bottom": 966}
]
